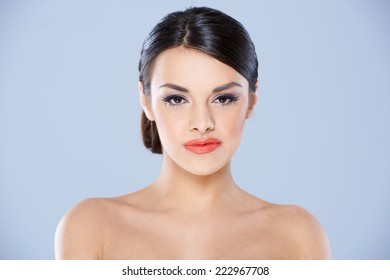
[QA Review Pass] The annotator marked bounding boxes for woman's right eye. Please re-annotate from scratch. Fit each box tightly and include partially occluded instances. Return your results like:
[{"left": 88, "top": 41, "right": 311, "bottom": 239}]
[{"left": 162, "top": 95, "right": 188, "bottom": 106}]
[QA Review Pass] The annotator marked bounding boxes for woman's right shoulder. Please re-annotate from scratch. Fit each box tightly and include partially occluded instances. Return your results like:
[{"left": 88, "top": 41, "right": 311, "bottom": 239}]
[
  {"left": 54, "top": 192, "right": 148, "bottom": 260},
  {"left": 58, "top": 197, "right": 112, "bottom": 228},
  {"left": 54, "top": 197, "right": 115, "bottom": 259}
]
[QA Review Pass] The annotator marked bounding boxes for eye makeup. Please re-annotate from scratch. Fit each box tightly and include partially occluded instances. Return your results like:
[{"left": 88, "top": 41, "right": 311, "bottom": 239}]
[
  {"left": 161, "top": 94, "right": 188, "bottom": 106},
  {"left": 161, "top": 93, "right": 240, "bottom": 107},
  {"left": 212, "top": 93, "right": 240, "bottom": 106}
]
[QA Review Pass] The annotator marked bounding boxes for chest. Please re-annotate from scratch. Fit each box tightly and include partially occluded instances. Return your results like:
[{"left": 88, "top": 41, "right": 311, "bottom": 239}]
[{"left": 101, "top": 213, "right": 284, "bottom": 259}]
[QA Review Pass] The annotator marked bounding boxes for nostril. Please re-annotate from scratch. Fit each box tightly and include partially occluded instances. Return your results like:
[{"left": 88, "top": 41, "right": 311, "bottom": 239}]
[
  {"left": 189, "top": 124, "right": 215, "bottom": 135},
  {"left": 188, "top": 107, "right": 215, "bottom": 134}
]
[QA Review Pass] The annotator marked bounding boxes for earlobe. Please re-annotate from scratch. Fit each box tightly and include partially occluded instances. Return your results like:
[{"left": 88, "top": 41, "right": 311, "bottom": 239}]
[
  {"left": 246, "top": 81, "right": 258, "bottom": 119},
  {"left": 138, "top": 81, "right": 155, "bottom": 121}
]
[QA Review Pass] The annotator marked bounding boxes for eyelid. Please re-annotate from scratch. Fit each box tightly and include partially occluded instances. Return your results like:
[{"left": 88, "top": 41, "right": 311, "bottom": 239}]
[
  {"left": 161, "top": 94, "right": 189, "bottom": 106},
  {"left": 161, "top": 93, "right": 240, "bottom": 106},
  {"left": 214, "top": 93, "right": 239, "bottom": 99},
  {"left": 212, "top": 93, "right": 240, "bottom": 104}
]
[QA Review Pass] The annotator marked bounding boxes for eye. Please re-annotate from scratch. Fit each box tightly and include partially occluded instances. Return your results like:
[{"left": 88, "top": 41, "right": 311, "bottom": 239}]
[
  {"left": 213, "top": 94, "right": 239, "bottom": 105},
  {"left": 162, "top": 95, "right": 188, "bottom": 106}
]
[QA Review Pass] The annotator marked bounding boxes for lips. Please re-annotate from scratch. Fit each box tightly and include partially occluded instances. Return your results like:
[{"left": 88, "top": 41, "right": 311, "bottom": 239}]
[{"left": 184, "top": 138, "right": 222, "bottom": 154}]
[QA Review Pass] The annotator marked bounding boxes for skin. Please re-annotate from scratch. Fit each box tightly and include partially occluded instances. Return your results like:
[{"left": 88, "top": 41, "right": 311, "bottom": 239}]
[{"left": 55, "top": 46, "right": 331, "bottom": 259}]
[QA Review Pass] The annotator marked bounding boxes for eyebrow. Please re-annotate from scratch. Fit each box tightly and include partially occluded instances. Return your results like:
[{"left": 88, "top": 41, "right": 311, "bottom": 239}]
[
  {"left": 159, "top": 83, "right": 189, "bottom": 92},
  {"left": 158, "top": 82, "right": 242, "bottom": 93},
  {"left": 212, "top": 82, "right": 242, "bottom": 93}
]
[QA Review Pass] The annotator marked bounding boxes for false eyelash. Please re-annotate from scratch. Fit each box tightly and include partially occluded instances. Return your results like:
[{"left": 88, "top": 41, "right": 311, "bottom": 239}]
[
  {"left": 161, "top": 94, "right": 188, "bottom": 106},
  {"left": 213, "top": 94, "right": 240, "bottom": 105}
]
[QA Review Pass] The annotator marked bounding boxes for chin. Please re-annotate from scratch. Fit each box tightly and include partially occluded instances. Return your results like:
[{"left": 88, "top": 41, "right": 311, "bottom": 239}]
[
  {"left": 179, "top": 157, "right": 230, "bottom": 177},
  {"left": 163, "top": 146, "right": 233, "bottom": 176},
  {"left": 185, "top": 166, "right": 224, "bottom": 177}
]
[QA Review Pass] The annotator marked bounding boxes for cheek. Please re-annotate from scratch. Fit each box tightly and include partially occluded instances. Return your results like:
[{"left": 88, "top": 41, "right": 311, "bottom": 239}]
[
  {"left": 152, "top": 106, "right": 185, "bottom": 146},
  {"left": 218, "top": 106, "right": 247, "bottom": 136},
  {"left": 229, "top": 120, "right": 246, "bottom": 147}
]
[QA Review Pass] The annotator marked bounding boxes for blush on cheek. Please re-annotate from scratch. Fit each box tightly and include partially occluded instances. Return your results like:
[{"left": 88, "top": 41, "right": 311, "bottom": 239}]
[
  {"left": 230, "top": 108, "right": 247, "bottom": 130},
  {"left": 223, "top": 115, "right": 246, "bottom": 149},
  {"left": 154, "top": 113, "right": 180, "bottom": 149},
  {"left": 233, "top": 122, "right": 245, "bottom": 142}
]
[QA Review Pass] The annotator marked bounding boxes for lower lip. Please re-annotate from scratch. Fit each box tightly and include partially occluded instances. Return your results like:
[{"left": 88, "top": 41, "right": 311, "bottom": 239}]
[{"left": 184, "top": 143, "right": 221, "bottom": 154}]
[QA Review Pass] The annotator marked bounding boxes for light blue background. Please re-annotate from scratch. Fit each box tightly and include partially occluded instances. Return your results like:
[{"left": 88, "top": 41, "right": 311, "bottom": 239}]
[{"left": 0, "top": 0, "right": 389, "bottom": 259}]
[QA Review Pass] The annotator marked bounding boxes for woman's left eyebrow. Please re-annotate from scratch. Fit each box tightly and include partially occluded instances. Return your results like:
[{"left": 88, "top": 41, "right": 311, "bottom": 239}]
[{"left": 213, "top": 82, "right": 242, "bottom": 93}]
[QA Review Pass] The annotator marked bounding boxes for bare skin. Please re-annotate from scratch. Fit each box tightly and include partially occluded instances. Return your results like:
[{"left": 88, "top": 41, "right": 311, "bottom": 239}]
[
  {"left": 55, "top": 161, "right": 331, "bottom": 259},
  {"left": 55, "top": 47, "right": 331, "bottom": 259}
]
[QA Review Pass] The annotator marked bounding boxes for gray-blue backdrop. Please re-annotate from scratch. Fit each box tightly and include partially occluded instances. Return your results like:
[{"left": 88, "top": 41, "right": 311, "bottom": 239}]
[{"left": 0, "top": 0, "right": 389, "bottom": 259}]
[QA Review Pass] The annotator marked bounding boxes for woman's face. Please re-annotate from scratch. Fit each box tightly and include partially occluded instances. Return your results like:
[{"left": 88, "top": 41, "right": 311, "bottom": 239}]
[{"left": 140, "top": 46, "right": 257, "bottom": 176}]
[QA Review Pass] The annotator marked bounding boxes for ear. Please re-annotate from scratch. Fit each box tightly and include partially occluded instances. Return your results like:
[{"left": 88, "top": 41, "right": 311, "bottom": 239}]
[
  {"left": 139, "top": 81, "right": 155, "bottom": 121},
  {"left": 246, "top": 80, "right": 258, "bottom": 119}
]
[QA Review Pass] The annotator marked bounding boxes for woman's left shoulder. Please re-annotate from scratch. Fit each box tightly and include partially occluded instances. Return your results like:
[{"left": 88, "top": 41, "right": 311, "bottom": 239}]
[{"left": 271, "top": 204, "right": 332, "bottom": 259}]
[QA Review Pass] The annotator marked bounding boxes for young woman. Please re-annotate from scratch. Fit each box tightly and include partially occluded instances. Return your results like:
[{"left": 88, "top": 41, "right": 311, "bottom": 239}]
[{"left": 55, "top": 7, "right": 331, "bottom": 260}]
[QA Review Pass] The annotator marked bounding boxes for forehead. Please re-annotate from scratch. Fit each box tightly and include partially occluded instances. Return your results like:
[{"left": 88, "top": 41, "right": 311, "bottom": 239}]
[{"left": 151, "top": 46, "right": 248, "bottom": 90}]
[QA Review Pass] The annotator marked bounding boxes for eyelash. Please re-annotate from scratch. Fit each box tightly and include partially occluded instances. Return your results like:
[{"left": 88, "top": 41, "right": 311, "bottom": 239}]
[
  {"left": 162, "top": 95, "right": 188, "bottom": 106},
  {"left": 214, "top": 94, "right": 240, "bottom": 105},
  {"left": 162, "top": 94, "right": 239, "bottom": 106}
]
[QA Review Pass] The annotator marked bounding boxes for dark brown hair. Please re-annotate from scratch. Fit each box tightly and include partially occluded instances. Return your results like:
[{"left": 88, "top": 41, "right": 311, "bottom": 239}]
[{"left": 139, "top": 6, "right": 258, "bottom": 154}]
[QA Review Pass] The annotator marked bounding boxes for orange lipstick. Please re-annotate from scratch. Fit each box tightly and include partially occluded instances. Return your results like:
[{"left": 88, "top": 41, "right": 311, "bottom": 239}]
[{"left": 184, "top": 138, "right": 222, "bottom": 154}]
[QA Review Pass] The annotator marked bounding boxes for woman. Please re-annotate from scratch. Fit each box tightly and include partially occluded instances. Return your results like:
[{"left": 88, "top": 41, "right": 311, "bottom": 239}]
[{"left": 55, "top": 6, "right": 331, "bottom": 259}]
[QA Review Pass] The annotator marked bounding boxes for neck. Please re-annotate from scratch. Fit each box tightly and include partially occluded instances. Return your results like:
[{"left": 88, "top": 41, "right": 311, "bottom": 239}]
[{"left": 149, "top": 153, "right": 237, "bottom": 215}]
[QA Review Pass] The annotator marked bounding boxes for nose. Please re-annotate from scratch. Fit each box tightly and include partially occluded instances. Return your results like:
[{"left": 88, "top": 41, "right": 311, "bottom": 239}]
[{"left": 188, "top": 104, "right": 215, "bottom": 134}]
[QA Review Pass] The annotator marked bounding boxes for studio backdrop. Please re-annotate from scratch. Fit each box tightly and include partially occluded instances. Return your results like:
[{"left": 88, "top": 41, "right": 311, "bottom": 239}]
[{"left": 0, "top": 0, "right": 389, "bottom": 259}]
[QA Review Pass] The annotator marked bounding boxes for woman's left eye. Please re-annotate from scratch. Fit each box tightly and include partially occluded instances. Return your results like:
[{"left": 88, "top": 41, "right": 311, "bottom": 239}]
[{"left": 213, "top": 94, "right": 239, "bottom": 105}]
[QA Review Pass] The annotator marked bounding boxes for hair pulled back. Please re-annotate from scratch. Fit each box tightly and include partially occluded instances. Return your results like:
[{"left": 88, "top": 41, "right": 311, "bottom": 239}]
[{"left": 139, "top": 6, "right": 258, "bottom": 154}]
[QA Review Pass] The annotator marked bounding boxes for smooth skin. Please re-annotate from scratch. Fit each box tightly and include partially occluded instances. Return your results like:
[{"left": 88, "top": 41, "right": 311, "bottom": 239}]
[{"left": 55, "top": 47, "right": 331, "bottom": 259}]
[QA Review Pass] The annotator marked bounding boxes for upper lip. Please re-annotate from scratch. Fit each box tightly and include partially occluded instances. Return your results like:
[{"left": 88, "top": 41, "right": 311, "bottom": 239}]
[{"left": 184, "top": 138, "right": 221, "bottom": 146}]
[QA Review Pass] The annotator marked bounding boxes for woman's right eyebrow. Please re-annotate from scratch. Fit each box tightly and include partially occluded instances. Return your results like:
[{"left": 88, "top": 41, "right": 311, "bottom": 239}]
[{"left": 159, "top": 83, "right": 189, "bottom": 92}]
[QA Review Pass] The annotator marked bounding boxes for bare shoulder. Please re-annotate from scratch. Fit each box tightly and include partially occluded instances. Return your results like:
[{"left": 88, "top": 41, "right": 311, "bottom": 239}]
[
  {"left": 55, "top": 197, "right": 114, "bottom": 259},
  {"left": 55, "top": 191, "right": 148, "bottom": 259},
  {"left": 267, "top": 204, "right": 332, "bottom": 259}
]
